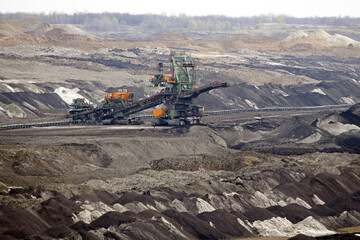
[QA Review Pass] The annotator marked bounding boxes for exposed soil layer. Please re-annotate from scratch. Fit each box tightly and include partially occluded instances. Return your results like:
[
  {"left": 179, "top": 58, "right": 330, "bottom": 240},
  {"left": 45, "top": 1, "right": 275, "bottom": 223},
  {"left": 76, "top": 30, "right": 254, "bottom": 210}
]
[
  {"left": 0, "top": 169, "right": 359, "bottom": 239},
  {"left": 0, "top": 18, "right": 360, "bottom": 239},
  {"left": 0, "top": 106, "right": 359, "bottom": 239}
]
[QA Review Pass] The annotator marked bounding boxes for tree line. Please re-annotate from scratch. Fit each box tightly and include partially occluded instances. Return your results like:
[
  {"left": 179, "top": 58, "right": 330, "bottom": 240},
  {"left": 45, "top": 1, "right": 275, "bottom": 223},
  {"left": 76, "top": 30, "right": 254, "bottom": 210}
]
[{"left": 1, "top": 12, "right": 359, "bottom": 32}]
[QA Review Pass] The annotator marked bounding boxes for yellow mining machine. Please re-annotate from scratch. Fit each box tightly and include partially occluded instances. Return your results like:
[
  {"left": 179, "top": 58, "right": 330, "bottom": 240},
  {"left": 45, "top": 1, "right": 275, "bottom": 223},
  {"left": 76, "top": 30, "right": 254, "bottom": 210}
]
[{"left": 66, "top": 52, "right": 228, "bottom": 125}]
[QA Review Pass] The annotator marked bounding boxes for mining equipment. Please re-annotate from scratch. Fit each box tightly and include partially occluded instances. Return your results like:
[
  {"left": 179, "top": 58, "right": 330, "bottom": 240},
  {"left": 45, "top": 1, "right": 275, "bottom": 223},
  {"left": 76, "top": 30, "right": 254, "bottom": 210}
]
[
  {"left": 66, "top": 89, "right": 137, "bottom": 124},
  {"left": 151, "top": 52, "right": 228, "bottom": 125},
  {"left": 66, "top": 52, "right": 228, "bottom": 125},
  {"left": 67, "top": 98, "right": 92, "bottom": 116},
  {"left": 254, "top": 113, "right": 263, "bottom": 121}
]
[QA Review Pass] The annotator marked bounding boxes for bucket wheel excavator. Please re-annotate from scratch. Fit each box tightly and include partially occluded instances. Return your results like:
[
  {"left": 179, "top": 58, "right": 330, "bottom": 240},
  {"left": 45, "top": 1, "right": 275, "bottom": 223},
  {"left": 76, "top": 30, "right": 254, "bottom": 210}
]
[
  {"left": 151, "top": 52, "right": 228, "bottom": 125},
  {"left": 66, "top": 52, "right": 228, "bottom": 125}
]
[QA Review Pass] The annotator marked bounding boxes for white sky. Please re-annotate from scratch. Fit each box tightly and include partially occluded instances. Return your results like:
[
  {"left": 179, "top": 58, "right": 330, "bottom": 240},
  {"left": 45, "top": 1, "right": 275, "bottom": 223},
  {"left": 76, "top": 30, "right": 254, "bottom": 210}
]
[{"left": 1, "top": 0, "right": 359, "bottom": 18}]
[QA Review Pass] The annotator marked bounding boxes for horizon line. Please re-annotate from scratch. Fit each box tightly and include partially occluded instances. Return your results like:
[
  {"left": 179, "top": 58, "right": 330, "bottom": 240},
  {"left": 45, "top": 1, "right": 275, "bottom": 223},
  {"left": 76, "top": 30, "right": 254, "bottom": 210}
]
[{"left": 1, "top": 11, "right": 359, "bottom": 19}]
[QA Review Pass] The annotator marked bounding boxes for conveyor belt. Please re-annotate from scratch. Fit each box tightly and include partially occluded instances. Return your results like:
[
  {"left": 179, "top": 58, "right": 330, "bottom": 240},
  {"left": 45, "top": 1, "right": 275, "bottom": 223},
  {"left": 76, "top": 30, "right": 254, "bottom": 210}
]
[
  {"left": 0, "top": 120, "right": 81, "bottom": 131},
  {"left": 205, "top": 104, "right": 352, "bottom": 115},
  {"left": 0, "top": 104, "right": 353, "bottom": 131},
  {"left": 132, "top": 104, "right": 352, "bottom": 120}
]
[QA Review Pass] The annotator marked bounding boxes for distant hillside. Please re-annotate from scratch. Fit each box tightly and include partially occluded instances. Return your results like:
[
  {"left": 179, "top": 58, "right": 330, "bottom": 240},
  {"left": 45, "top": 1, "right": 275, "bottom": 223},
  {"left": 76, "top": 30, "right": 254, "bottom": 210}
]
[
  {"left": 1, "top": 18, "right": 360, "bottom": 56},
  {"left": 1, "top": 12, "right": 360, "bottom": 39},
  {"left": 281, "top": 28, "right": 360, "bottom": 51}
]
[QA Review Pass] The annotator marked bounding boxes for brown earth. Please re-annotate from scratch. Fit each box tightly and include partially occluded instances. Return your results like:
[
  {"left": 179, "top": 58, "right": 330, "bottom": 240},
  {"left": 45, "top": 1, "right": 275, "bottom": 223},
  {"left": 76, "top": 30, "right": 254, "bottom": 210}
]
[
  {"left": 1, "top": 18, "right": 360, "bottom": 56},
  {"left": 0, "top": 17, "right": 360, "bottom": 239},
  {"left": 0, "top": 106, "right": 359, "bottom": 239}
]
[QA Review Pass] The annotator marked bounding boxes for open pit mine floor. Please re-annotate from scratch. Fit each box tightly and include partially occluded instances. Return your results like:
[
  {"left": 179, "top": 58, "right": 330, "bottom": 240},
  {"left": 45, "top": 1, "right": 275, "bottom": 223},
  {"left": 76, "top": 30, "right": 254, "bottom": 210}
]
[
  {"left": 1, "top": 17, "right": 360, "bottom": 239},
  {"left": 0, "top": 106, "right": 360, "bottom": 240}
]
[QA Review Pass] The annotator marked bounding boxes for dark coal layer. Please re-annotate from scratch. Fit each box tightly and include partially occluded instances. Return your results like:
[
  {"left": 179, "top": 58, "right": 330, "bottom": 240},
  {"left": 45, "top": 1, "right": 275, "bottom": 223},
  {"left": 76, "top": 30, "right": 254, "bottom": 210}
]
[{"left": 0, "top": 170, "right": 359, "bottom": 239}]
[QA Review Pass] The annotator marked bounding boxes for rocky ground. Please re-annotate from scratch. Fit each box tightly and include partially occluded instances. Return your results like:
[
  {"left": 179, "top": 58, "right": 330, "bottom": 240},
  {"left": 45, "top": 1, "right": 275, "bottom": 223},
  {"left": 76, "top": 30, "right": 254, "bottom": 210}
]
[
  {"left": 0, "top": 105, "right": 359, "bottom": 239},
  {"left": 0, "top": 18, "right": 360, "bottom": 239}
]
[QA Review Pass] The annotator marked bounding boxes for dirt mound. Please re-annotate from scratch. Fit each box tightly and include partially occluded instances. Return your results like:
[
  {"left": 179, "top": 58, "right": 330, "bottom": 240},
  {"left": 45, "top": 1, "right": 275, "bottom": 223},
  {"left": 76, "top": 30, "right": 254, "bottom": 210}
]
[
  {"left": 309, "top": 29, "right": 332, "bottom": 41},
  {"left": 31, "top": 22, "right": 53, "bottom": 35},
  {"left": 44, "top": 224, "right": 77, "bottom": 239},
  {"left": 44, "top": 28, "right": 67, "bottom": 36},
  {"left": 326, "top": 191, "right": 360, "bottom": 213},
  {"left": 37, "top": 194, "right": 81, "bottom": 226},
  {"left": 267, "top": 204, "right": 317, "bottom": 224},
  {"left": 243, "top": 207, "right": 278, "bottom": 222},
  {"left": 289, "top": 234, "right": 316, "bottom": 240},
  {"left": 91, "top": 189, "right": 119, "bottom": 205},
  {"left": 298, "top": 172, "right": 360, "bottom": 203},
  {"left": 198, "top": 209, "right": 252, "bottom": 237},
  {"left": 346, "top": 103, "right": 360, "bottom": 117},
  {"left": 316, "top": 113, "right": 360, "bottom": 136},
  {"left": 326, "top": 34, "right": 360, "bottom": 47},
  {"left": 153, "top": 187, "right": 188, "bottom": 201},
  {"left": 308, "top": 29, "right": 360, "bottom": 47},
  {"left": 310, "top": 205, "right": 337, "bottom": 217},
  {"left": 70, "top": 220, "right": 92, "bottom": 231},
  {"left": 336, "top": 130, "right": 360, "bottom": 153},
  {"left": 89, "top": 211, "right": 136, "bottom": 229},
  {"left": 280, "top": 37, "right": 328, "bottom": 52},
  {"left": 274, "top": 182, "right": 314, "bottom": 205},
  {"left": 281, "top": 28, "right": 360, "bottom": 51},
  {"left": 162, "top": 210, "right": 226, "bottom": 239},
  {"left": 54, "top": 24, "right": 94, "bottom": 37},
  {"left": 340, "top": 103, "right": 360, "bottom": 126},
  {"left": 0, "top": 23, "right": 25, "bottom": 38},
  {"left": 0, "top": 205, "right": 48, "bottom": 238},
  {"left": 73, "top": 189, "right": 119, "bottom": 206},
  {"left": 266, "top": 116, "right": 319, "bottom": 142},
  {"left": 137, "top": 209, "right": 164, "bottom": 219},
  {"left": 0, "top": 18, "right": 102, "bottom": 50},
  {"left": 285, "top": 30, "right": 309, "bottom": 41},
  {"left": 116, "top": 218, "right": 191, "bottom": 240},
  {"left": 112, "top": 191, "right": 161, "bottom": 205}
]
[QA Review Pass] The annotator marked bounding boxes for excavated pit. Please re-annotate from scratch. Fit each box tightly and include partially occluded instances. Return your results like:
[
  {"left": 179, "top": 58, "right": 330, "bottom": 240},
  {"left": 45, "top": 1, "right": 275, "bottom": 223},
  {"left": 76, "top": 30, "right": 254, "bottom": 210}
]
[
  {"left": 0, "top": 20, "right": 360, "bottom": 239},
  {"left": 0, "top": 105, "right": 359, "bottom": 239}
]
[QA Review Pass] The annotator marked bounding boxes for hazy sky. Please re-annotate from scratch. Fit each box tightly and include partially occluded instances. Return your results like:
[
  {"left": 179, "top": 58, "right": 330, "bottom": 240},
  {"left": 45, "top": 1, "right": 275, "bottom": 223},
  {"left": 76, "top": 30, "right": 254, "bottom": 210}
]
[{"left": 1, "top": 0, "right": 359, "bottom": 17}]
